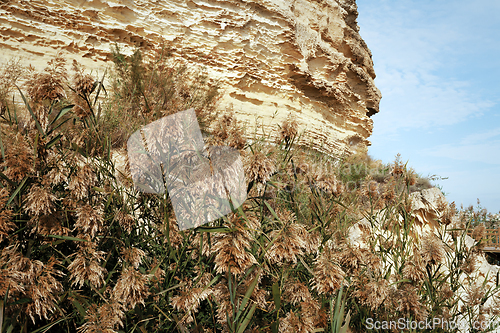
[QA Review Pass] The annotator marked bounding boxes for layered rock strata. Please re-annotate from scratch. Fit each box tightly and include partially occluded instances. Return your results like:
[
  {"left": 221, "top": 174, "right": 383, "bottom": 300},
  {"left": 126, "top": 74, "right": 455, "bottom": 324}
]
[{"left": 0, "top": 0, "right": 381, "bottom": 155}]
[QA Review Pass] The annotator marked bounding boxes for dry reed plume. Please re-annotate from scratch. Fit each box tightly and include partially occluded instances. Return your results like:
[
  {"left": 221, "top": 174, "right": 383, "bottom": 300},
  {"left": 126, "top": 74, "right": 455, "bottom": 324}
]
[{"left": 0, "top": 52, "right": 498, "bottom": 333}]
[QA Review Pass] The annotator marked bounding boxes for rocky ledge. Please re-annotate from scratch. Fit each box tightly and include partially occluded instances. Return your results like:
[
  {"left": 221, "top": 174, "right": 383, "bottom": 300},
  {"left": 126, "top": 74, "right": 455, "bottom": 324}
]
[{"left": 0, "top": 0, "right": 381, "bottom": 155}]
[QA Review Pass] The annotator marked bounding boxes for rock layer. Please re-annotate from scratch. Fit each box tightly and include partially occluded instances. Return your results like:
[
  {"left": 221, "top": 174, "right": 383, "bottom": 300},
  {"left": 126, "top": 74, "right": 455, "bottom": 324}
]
[{"left": 0, "top": 0, "right": 381, "bottom": 155}]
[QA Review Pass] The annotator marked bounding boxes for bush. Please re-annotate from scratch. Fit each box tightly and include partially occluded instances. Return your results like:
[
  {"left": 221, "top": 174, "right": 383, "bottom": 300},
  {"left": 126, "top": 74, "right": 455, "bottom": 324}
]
[{"left": 0, "top": 51, "right": 499, "bottom": 333}]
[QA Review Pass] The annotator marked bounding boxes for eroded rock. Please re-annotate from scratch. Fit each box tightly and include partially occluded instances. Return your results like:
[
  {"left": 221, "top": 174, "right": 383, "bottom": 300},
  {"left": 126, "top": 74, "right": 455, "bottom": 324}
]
[{"left": 0, "top": 0, "right": 381, "bottom": 155}]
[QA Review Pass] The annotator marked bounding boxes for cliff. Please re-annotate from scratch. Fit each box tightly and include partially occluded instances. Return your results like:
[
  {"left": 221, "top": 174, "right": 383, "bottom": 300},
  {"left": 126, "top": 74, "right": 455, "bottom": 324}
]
[{"left": 0, "top": 0, "right": 381, "bottom": 155}]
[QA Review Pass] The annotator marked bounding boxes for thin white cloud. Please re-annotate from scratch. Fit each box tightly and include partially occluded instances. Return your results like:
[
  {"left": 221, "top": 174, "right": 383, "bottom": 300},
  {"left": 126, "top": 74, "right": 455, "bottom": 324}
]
[
  {"left": 357, "top": 0, "right": 500, "bottom": 213},
  {"left": 460, "top": 127, "right": 500, "bottom": 145},
  {"left": 374, "top": 73, "right": 494, "bottom": 132},
  {"left": 431, "top": 166, "right": 500, "bottom": 213},
  {"left": 423, "top": 140, "right": 500, "bottom": 165},
  {"left": 357, "top": 0, "right": 497, "bottom": 134}
]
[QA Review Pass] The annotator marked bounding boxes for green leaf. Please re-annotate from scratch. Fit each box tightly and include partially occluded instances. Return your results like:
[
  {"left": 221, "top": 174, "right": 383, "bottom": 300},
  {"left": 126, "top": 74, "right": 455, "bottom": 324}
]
[
  {"left": 333, "top": 287, "right": 344, "bottom": 332},
  {"left": 272, "top": 281, "right": 281, "bottom": 310},
  {"left": 153, "top": 303, "right": 172, "bottom": 321},
  {"left": 3, "top": 284, "right": 8, "bottom": 306},
  {"left": 30, "top": 317, "right": 68, "bottom": 333},
  {"left": 271, "top": 321, "right": 279, "bottom": 333},
  {"left": 15, "top": 86, "right": 44, "bottom": 136},
  {"left": 330, "top": 286, "right": 351, "bottom": 333},
  {"left": 46, "top": 235, "right": 89, "bottom": 242},
  {"left": 70, "top": 298, "right": 86, "bottom": 318},
  {"left": 0, "top": 171, "right": 14, "bottom": 187},
  {"left": 340, "top": 311, "right": 351, "bottom": 333},
  {"left": 7, "top": 177, "right": 28, "bottom": 206},
  {"left": 10, "top": 297, "right": 31, "bottom": 306},
  {"left": 298, "top": 255, "right": 314, "bottom": 276},
  {"left": 47, "top": 100, "right": 56, "bottom": 116},
  {"left": 0, "top": 130, "right": 5, "bottom": 161},
  {"left": 50, "top": 105, "right": 74, "bottom": 126},
  {"left": 45, "top": 134, "right": 63, "bottom": 149},
  {"left": 235, "top": 271, "right": 260, "bottom": 322},
  {"left": 195, "top": 226, "right": 231, "bottom": 233},
  {"left": 11, "top": 97, "right": 18, "bottom": 126},
  {"left": 89, "top": 81, "right": 98, "bottom": 96},
  {"left": 264, "top": 201, "right": 281, "bottom": 222},
  {"left": 1, "top": 286, "right": 8, "bottom": 333},
  {"left": 47, "top": 117, "right": 73, "bottom": 137},
  {"left": 93, "top": 69, "right": 108, "bottom": 107},
  {"left": 236, "top": 303, "right": 257, "bottom": 333}
]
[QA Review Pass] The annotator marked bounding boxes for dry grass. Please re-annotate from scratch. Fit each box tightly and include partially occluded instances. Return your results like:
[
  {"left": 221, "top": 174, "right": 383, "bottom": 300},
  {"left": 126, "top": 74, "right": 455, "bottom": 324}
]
[{"left": 0, "top": 51, "right": 498, "bottom": 333}]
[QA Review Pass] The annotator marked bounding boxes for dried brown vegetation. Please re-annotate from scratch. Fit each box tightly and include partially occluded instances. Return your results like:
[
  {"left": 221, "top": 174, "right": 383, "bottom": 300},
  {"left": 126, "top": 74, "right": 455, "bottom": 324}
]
[{"left": 0, "top": 51, "right": 498, "bottom": 333}]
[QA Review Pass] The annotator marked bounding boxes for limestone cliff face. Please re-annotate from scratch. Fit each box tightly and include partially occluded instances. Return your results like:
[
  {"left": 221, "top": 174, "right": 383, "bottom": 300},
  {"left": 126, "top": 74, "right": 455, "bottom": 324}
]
[{"left": 0, "top": 0, "right": 381, "bottom": 155}]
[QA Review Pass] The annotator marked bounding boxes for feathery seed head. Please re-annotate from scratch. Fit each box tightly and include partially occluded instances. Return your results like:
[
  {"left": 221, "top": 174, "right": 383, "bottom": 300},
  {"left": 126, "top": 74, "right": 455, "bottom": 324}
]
[
  {"left": 311, "top": 250, "right": 344, "bottom": 295},
  {"left": 68, "top": 241, "right": 107, "bottom": 288},
  {"left": 112, "top": 267, "right": 150, "bottom": 310},
  {"left": 77, "top": 302, "right": 125, "bottom": 333},
  {"left": 75, "top": 203, "right": 104, "bottom": 238},
  {"left": 1, "top": 130, "right": 34, "bottom": 182},
  {"left": 421, "top": 232, "right": 445, "bottom": 265},
  {"left": 121, "top": 247, "right": 146, "bottom": 269},
  {"left": 24, "top": 185, "right": 57, "bottom": 217},
  {"left": 0, "top": 188, "right": 14, "bottom": 243},
  {"left": 283, "top": 281, "right": 312, "bottom": 305},
  {"left": 25, "top": 55, "right": 67, "bottom": 103},
  {"left": 245, "top": 150, "right": 276, "bottom": 184}
]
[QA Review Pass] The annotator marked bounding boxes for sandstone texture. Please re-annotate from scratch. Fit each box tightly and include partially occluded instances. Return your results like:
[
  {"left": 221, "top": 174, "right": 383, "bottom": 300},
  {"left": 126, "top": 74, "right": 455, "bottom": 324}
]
[{"left": 0, "top": 0, "right": 381, "bottom": 155}]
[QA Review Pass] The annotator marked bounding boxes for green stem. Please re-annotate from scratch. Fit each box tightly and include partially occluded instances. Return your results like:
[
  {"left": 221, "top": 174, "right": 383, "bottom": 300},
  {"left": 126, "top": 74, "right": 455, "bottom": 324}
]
[{"left": 0, "top": 300, "right": 4, "bottom": 333}]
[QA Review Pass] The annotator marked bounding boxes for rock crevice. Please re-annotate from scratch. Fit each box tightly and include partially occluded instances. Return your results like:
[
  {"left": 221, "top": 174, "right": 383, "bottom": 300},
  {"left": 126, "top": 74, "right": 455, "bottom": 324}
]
[{"left": 0, "top": 0, "right": 381, "bottom": 155}]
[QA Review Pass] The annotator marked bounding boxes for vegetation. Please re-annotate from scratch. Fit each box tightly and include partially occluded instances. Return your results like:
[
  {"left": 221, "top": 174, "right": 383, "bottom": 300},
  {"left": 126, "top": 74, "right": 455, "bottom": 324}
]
[{"left": 0, "top": 46, "right": 499, "bottom": 333}]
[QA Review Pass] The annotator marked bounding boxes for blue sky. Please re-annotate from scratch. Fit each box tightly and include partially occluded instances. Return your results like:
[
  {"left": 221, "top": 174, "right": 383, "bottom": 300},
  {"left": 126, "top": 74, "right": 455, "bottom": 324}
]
[{"left": 356, "top": 0, "right": 500, "bottom": 213}]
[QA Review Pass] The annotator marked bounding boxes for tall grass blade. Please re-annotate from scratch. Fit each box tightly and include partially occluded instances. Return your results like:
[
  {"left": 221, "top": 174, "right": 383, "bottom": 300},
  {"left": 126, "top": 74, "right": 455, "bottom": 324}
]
[
  {"left": 272, "top": 281, "right": 281, "bottom": 311},
  {"left": 49, "top": 104, "right": 73, "bottom": 127},
  {"left": 236, "top": 303, "right": 257, "bottom": 333},
  {"left": 7, "top": 177, "right": 28, "bottom": 205},
  {"left": 236, "top": 272, "right": 259, "bottom": 321},
  {"left": 15, "top": 86, "right": 44, "bottom": 136}
]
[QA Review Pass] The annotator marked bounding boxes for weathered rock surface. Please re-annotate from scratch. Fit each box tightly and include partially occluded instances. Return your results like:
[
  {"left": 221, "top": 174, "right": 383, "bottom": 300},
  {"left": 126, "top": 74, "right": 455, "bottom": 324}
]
[{"left": 0, "top": 0, "right": 381, "bottom": 155}]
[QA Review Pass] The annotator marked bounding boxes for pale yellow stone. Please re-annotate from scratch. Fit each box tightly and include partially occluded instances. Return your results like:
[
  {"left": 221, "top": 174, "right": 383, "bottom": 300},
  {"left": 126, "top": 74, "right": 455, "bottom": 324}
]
[{"left": 0, "top": 0, "right": 381, "bottom": 155}]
